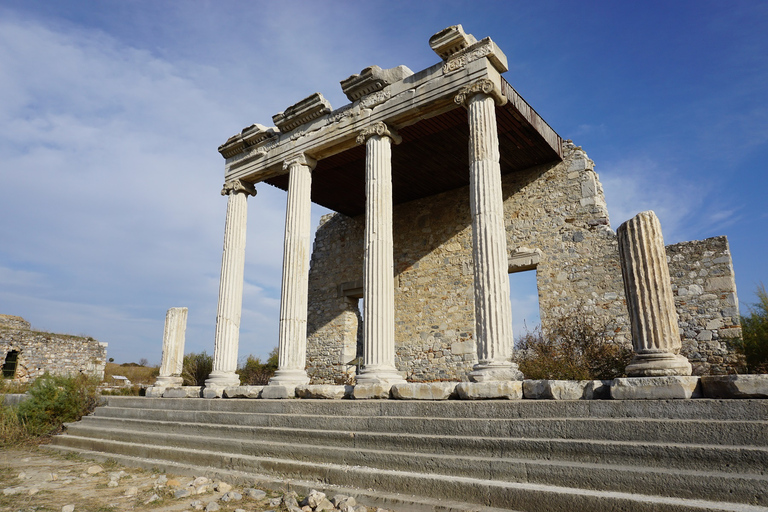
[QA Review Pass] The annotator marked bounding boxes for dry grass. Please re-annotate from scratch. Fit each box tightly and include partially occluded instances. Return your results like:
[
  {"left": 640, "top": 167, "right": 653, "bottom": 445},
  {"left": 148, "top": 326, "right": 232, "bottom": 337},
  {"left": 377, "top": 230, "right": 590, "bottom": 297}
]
[{"left": 103, "top": 362, "right": 158, "bottom": 386}]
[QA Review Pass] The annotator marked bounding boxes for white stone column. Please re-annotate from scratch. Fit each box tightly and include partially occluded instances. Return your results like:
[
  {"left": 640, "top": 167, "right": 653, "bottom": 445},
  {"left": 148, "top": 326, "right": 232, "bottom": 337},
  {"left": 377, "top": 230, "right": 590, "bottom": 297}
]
[
  {"left": 205, "top": 179, "right": 256, "bottom": 391},
  {"left": 617, "top": 210, "right": 692, "bottom": 376},
  {"left": 455, "top": 79, "right": 522, "bottom": 382},
  {"left": 268, "top": 155, "right": 316, "bottom": 388},
  {"left": 154, "top": 307, "right": 188, "bottom": 388},
  {"left": 355, "top": 122, "right": 406, "bottom": 385}
]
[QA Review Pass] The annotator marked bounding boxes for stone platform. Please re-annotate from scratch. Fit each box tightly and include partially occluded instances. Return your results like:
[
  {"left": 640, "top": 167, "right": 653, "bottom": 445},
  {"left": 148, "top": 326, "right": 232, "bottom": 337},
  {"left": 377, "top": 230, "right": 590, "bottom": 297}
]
[{"left": 48, "top": 396, "right": 768, "bottom": 512}]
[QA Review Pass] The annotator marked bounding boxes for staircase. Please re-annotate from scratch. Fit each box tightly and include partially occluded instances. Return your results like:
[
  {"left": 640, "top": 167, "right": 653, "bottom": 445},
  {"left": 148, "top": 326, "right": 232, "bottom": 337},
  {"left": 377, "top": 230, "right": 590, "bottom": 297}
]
[{"left": 48, "top": 396, "right": 768, "bottom": 511}]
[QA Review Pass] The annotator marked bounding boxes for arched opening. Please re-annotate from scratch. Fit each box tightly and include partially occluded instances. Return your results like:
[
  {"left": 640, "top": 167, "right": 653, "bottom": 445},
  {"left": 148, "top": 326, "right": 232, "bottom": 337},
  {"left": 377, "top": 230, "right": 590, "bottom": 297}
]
[{"left": 2, "top": 350, "right": 19, "bottom": 379}]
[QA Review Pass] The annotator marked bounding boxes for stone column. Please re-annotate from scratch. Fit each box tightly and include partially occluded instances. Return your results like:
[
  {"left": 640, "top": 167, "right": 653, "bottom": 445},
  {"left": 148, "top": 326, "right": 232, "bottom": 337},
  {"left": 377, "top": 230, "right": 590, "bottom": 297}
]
[
  {"left": 154, "top": 307, "right": 188, "bottom": 388},
  {"left": 205, "top": 179, "right": 256, "bottom": 392},
  {"left": 617, "top": 210, "right": 692, "bottom": 376},
  {"left": 268, "top": 155, "right": 316, "bottom": 388},
  {"left": 355, "top": 122, "right": 406, "bottom": 385},
  {"left": 455, "top": 79, "right": 522, "bottom": 382}
]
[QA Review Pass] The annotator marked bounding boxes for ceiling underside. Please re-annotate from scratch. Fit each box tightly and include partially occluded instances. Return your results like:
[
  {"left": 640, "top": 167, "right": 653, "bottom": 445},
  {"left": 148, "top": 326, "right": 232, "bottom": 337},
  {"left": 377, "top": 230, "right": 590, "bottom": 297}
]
[{"left": 265, "top": 82, "right": 563, "bottom": 217}]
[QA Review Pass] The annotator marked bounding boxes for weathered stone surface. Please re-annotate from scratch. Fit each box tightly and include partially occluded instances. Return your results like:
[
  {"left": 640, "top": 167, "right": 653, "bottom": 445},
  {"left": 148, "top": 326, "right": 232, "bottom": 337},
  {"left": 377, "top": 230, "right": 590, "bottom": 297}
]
[
  {"left": 154, "top": 307, "right": 187, "bottom": 388},
  {"left": 340, "top": 65, "right": 413, "bottom": 102},
  {"left": 585, "top": 380, "right": 613, "bottom": 399},
  {"left": 611, "top": 376, "right": 702, "bottom": 400},
  {"left": 272, "top": 93, "right": 332, "bottom": 133},
  {"left": 260, "top": 385, "right": 295, "bottom": 399},
  {"left": 701, "top": 374, "right": 768, "bottom": 398},
  {"left": 455, "top": 381, "right": 522, "bottom": 399},
  {"left": 352, "top": 383, "right": 391, "bottom": 399},
  {"left": 295, "top": 385, "right": 349, "bottom": 399},
  {"left": 163, "top": 386, "right": 202, "bottom": 398},
  {"left": 618, "top": 211, "right": 692, "bottom": 377},
  {"left": 223, "top": 386, "right": 263, "bottom": 398},
  {"left": 523, "top": 380, "right": 611, "bottom": 400},
  {"left": 390, "top": 382, "right": 456, "bottom": 400}
]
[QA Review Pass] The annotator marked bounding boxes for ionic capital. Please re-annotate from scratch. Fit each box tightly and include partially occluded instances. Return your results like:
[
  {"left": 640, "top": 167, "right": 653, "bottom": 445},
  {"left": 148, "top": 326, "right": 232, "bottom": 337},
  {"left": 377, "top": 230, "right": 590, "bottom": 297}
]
[
  {"left": 220, "top": 179, "right": 257, "bottom": 197},
  {"left": 282, "top": 154, "right": 317, "bottom": 172},
  {"left": 356, "top": 122, "right": 402, "bottom": 145},
  {"left": 454, "top": 79, "right": 507, "bottom": 108}
]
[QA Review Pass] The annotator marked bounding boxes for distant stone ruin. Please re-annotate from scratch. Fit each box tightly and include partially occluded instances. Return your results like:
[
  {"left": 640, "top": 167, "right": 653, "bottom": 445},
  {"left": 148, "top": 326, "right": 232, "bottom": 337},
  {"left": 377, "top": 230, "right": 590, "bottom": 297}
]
[{"left": 0, "top": 314, "right": 107, "bottom": 381}]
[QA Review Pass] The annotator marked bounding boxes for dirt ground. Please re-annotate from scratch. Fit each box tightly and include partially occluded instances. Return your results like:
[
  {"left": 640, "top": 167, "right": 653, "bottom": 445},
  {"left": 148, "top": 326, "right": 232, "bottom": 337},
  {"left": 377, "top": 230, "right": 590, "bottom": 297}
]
[{"left": 0, "top": 446, "right": 281, "bottom": 512}]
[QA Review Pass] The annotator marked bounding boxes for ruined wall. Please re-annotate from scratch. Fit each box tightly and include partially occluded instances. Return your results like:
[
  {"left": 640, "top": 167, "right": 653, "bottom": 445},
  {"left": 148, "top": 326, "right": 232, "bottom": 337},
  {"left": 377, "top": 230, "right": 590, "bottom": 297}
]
[
  {"left": 305, "top": 144, "right": 741, "bottom": 383},
  {"left": 667, "top": 237, "right": 742, "bottom": 374},
  {"left": 0, "top": 315, "right": 107, "bottom": 381}
]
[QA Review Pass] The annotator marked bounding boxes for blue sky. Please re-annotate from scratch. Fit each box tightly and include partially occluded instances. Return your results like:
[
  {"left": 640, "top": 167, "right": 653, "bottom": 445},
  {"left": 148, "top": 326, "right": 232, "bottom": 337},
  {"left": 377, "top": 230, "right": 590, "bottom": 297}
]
[{"left": 0, "top": 1, "right": 765, "bottom": 364}]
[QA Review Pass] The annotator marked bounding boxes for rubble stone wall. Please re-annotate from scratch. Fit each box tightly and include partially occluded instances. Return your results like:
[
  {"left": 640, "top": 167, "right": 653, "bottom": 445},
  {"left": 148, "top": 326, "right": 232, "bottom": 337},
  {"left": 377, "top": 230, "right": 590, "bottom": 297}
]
[
  {"left": 305, "top": 143, "right": 741, "bottom": 383},
  {"left": 0, "top": 316, "right": 107, "bottom": 381}
]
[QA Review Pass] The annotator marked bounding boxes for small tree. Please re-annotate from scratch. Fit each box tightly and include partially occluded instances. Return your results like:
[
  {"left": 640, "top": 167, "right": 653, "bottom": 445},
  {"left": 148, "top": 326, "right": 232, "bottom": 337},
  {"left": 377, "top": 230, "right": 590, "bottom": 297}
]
[
  {"left": 738, "top": 283, "right": 768, "bottom": 373},
  {"left": 182, "top": 352, "right": 213, "bottom": 386},
  {"left": 237, "top": 347, "right": 279, "bottom": 385}
]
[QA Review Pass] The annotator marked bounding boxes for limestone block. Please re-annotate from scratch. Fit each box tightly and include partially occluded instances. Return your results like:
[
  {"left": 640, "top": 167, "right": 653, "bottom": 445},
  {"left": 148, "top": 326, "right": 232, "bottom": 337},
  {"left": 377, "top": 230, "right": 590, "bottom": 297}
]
[
  {"left": 202, "top": 386, "right": 224, "bottom": 399},
  {"left": 260, "top": 385, "right": 296, "bottom": 399},
  {"left": 611, "top": 376, "right": 701, "bottom": 400},
  {"left": 701, "top": 374, "right": 768, "bottom": 398},
  {"left": 585, "top": 380, "right": 613, "bottom": 400},
  {"left": 455, "top": 381, "right": 522, "bottom": 400},
  {"left": 295, "top": 385, "right": 350, "bottom": 399},
  {"left": 223, "top": 386, "right": 263, "bottom": 399},
  {"left": 352, "top": 383, "right": 391, "bottom": 399},
  {"left": 164, "top": 386, "right": 202, "bottom": 398},
  {"left": 523, "top": 380, "right": 590, "bottom": 400},
  {"left": 144, "top": 386, "right": 165, "bottom": 398},
  {"left": 391, "top": 382, "right": 457, "bottom": 400}
]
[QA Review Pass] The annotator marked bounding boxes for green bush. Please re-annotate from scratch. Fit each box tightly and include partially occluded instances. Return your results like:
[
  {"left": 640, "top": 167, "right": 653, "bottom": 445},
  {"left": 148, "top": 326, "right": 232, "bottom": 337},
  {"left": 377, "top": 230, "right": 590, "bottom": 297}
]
[
  {"left": 515, "top": 308, "right": 633, "bottom": 380},
  {"left": 237, "top": 348, "right": 278, "bottom": 385},
  {"left": 737, "top": 284, "right": 768, "bottom": 373},
  {"left": 182, "top": 352, "right": 213, "bottom": 386},
  {"left": 12, "top": 373, "right": 99, "bottom": 440}
]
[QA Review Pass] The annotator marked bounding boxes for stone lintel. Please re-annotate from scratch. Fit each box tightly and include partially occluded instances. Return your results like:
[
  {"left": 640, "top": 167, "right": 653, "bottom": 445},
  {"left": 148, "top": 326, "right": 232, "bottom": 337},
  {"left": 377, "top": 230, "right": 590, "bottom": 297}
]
[
  {"left": 272, "top": 93, "right": 332, "bottom": 133},
  {"left": 611, "top": 376, "right": 702, "bottom": 400},
  {"left": 340, "top": 65, "right": 414, "bottom": 102},
  {"left": 338, "top": 279, "right": 364, "bottom": 299},
  {"left": 429, "top": 25, "right": 477, "bottom": 59},
  {"left": 509, "top": 247, "right": 542, "bottom": 272}
]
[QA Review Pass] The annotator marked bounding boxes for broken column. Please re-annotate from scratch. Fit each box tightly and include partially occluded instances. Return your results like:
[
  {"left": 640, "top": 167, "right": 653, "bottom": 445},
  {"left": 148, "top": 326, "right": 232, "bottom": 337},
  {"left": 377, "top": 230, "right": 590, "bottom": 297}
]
[
  {"left": 268, "top": 155, "right": 316, "bottom": 388},
  {"left": 355, "top": 122, "right": 406, "bottom": 386},
  {"left": 153, "top": 307, "right": 188, "bottom": 388},
  {"left": 455, "top": 79, "right": 522, "bottom": 382},
  {"left": 617, "top": 210, "right": 692, "bottom": 377},
  {"left": 205, "top": 179, "right": 256, "bottom": 396}
]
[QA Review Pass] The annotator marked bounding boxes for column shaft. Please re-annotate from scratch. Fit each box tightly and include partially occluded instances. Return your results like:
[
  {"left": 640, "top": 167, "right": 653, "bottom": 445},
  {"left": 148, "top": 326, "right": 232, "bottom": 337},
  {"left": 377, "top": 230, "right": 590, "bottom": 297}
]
[
  {"left": 269, "top": 156, "right": 315, "bottom": 386},
  {"left": 206, "top": 180, "right": 255, "bottom": 388},
  {"left": 618, "top": 210, "right": 691, "bottom": 376},
  {"left": 155, "top": 307, "right": 188, "bottom": 387}
]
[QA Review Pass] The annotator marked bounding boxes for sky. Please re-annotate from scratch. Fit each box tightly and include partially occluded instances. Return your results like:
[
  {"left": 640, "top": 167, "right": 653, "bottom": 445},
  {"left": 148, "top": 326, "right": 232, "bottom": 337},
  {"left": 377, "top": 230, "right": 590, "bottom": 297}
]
[{"left": 0, "top": 1, "right": 766, "bottom": 365}]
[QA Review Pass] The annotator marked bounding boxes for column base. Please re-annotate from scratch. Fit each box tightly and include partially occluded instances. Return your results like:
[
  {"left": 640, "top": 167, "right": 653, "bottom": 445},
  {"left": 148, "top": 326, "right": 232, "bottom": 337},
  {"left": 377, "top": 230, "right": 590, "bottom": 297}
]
[
  {"left": 204, "top": 371, "right": 241, "bottom": 388},
  {"left": 356, "top": 365, "right": 406, "bottom": 385},
  {"left": 153, "top": 376, "right": 183, "bottom": 388},
  {"left": 625, "top": 351, "right": 692, "bottom": 377},
  {"left": 469, "top": 362, "right": 523, "bottom": 382},
  {"left": 267, "top": 368, "right": 310, "bottom": 387}
]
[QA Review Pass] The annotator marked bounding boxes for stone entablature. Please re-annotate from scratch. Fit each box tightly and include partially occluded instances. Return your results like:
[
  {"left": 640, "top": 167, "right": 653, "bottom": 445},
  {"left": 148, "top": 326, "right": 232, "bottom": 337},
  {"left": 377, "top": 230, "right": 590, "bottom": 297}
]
[{"left": 0, "top": 316, "right": 107, "bottom": 381}]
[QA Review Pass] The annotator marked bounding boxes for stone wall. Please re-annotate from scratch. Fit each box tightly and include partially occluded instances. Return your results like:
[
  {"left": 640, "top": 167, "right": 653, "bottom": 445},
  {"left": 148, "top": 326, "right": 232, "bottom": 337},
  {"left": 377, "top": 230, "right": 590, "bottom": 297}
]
[
  {"left": 0, "top": 316, "right": 107, "bottom": 381},
  {"left": 305, "top": 143, "right": 741, "bottom": 383}
]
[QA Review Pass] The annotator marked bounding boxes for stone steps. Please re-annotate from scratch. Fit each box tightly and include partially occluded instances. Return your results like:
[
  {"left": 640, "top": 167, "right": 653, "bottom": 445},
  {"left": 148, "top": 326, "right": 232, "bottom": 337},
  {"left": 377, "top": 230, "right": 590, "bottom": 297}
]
[{"left": 49, "top": 397, "right": 768, "bottom": 512}]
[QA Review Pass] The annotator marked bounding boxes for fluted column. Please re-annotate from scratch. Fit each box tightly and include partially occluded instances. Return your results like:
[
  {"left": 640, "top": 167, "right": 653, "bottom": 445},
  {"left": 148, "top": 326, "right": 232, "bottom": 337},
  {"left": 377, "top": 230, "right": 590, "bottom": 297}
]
[
  {"left": 206, "top": 179, "right": 256, "bottom": 389},
  {"left": 268, "top": 155, "right": 316, "bottom": 387},
  {"left": 456, "top": 79, "right": 522, "bottom": 382},
  {"left": 154, "top": 307, "right": 188, "bottom": 387},
  {"left": 617, "top": 210, "right": 692, "bottom": 376},
  {"left": 356, "top": 122, "right": 406, "bottom": 385}
]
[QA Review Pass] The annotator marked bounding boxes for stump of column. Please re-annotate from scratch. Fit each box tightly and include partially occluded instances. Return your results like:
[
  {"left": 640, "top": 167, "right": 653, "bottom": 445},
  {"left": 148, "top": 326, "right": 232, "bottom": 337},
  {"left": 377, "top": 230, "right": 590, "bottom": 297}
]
[
  {"left": 205, "top": 180, "right": 256, "bottom": 396},
  {"left": 153, "top": 307, "right": 188, "bottom": 388},
  {"left": 268, "top": 155, "right": 315, "bottom": 389},
  {"left": 617, "top": 210, "right": 692, "bottom": 377},
  {"left": 456, "top": 80, "right": 522, "bottom": 383},
  {"left": 355, "top": 123, "right": 406, "bottom": 386}
]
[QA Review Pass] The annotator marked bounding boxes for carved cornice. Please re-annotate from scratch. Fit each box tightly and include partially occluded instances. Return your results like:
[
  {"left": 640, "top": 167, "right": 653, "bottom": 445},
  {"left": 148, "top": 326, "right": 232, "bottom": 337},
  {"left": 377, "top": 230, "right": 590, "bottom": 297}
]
[
  {"left": 356, "top": 122, "right": 402, "bottom": 145},
  {"left": 221, "top": 179, "right": 257, "bottom": 197},
  {"left": 454, "top": 79, "right": 508, "bottom": 107},
  {"left": 272, "top": 93, "right": 332, "bottom": 133},
  {"left": 429, "top": 25, "right": 477, "bottom": 60},
  {"left": 340, "top": 65, "right": 413, "bottom": 102},
  {"left": 218, "top": 123, "right": 278, "bottom": 159},
  {"left": 282, "top": 154, "right": 317, "bottom": 172},
  {"left": 442, "top": 37, "right": 508, "bottom": 74}
]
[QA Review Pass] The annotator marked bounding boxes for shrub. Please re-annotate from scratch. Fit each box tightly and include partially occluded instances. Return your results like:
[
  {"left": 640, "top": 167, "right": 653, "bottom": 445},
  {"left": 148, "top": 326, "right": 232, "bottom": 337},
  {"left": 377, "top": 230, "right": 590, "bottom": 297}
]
[
  {"left": 182, "top": 352, "right": 213, "bottom": 386},
  {"left": 514, "top": 307, "right": 633, "bottom": 380},
  {"left": 14, "top": 373, "right": 99, "bottom": 440},
  {"left": 735, "top": 284, "right": 768, "bottom": 374},
  {"left": 237, "top": 348, "right": 279, "bottom": 385}
]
